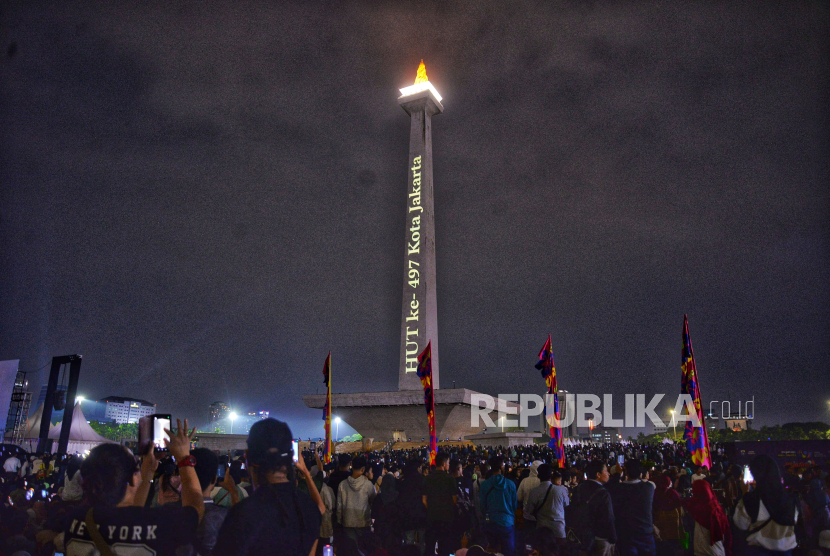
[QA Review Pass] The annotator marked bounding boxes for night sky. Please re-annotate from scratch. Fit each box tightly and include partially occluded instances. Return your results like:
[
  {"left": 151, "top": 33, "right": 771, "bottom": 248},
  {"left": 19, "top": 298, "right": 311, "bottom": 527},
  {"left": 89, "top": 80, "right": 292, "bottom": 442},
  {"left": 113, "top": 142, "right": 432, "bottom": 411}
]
[{"left": 1, "top": 1, "right": 828, "bottom": 438}]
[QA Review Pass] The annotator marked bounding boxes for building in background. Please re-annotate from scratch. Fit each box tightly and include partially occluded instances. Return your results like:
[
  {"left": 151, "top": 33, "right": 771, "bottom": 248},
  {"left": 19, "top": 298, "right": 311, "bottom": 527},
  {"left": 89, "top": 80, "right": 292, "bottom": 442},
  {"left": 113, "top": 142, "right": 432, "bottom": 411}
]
[
  {"left": 96, "top": 396, "right": 156, "bottom": 424},
  {"left": 589, "top": 426, "right": 620, "bottom": 444},
  {"left": 539, "top": 390, "right": 578, "bottom": 439},
  {"left": 649, "top": 419, "right": 668, "bottom": 436},
  {"left": 723, "top": 411, "right": 753, "bottom": 431},
  {"left": 209, "top": 401, "right": 230, "bottom": 424}
]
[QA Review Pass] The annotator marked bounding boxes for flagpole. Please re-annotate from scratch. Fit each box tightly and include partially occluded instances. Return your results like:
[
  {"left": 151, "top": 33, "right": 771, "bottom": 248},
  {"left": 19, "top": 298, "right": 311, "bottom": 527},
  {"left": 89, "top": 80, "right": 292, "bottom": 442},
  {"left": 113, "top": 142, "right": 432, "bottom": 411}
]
[
  {"left": 416, "top": 341, "right": 437, "bottom": 465},
  {"left": 322, "top": 351, "right": 333, "bottom": 464},
  {"left": 326, "top": 351, "right": 340, "bottom": 463},
  {"left": 536, "top": 333, "right": 565, "bottom": 469},
  {"left": 681, "top": 315, "right": 711, "bottom": 469}
]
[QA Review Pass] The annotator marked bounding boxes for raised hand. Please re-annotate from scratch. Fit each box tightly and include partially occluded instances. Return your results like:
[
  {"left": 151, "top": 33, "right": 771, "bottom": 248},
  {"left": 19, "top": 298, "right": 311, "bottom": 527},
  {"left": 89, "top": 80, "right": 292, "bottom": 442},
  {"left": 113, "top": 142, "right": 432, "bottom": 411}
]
[{"left": 164, "top": 418, "right": 196, "bottom": 460}]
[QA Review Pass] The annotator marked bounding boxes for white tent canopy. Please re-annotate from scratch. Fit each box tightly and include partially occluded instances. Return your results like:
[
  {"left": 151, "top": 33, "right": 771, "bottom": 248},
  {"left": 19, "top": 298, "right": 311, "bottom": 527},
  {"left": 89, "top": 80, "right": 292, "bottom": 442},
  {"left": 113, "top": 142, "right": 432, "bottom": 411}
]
[
  {"left": 48, "top": 402, "right": 111, "bottom": 443},
  {"left": 23, "top": 403, "right": 52, "bottom": 439}
]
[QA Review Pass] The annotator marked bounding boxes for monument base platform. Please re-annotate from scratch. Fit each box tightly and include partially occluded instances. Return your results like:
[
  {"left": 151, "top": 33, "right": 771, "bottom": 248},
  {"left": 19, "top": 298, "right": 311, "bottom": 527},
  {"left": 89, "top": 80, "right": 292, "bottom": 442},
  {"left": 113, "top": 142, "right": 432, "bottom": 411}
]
[
  {"left": 464, "top": 431, "right": 544, "bottom": 448},
  {"left": 303, "top": 388, "right": 517, "bottom": 442}
]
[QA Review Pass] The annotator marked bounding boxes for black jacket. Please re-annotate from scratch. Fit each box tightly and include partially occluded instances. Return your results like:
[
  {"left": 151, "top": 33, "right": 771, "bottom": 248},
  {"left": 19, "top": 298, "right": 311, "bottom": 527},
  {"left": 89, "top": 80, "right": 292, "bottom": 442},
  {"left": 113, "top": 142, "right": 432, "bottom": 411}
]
[
  {"left": 214, "top": 483, "right": 321, "bottom": 556},
  {"left": 607, "top": 480, "right": 655, "bottom": 541},
  {"left": 572, "top": 480, "right": 617, "bottom": 544}
]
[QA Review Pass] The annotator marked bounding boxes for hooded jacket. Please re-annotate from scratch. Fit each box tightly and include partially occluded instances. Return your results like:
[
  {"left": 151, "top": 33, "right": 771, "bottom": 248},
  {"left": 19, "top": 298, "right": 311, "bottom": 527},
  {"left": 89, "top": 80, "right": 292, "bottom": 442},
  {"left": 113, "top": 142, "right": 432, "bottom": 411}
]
[
  {"left": 337, "top": 474, "right": 376, "bottom": 528},
  {"left": 480, "top": 474, "right": 518, "bottom": 527},
  {"left": 517, "top": 461, "right": 543, "bottom": 508}
]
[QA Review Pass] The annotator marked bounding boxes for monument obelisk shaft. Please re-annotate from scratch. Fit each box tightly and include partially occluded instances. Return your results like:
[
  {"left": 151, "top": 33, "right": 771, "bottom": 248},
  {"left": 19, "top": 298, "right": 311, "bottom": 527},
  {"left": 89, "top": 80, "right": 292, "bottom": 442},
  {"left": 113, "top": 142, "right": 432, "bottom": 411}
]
[
  {"left": 302, "top": 63, "right": 516, "bottom": 443},
  {"left": 398, "top": 63, "right": 443, "bottom": 391}
]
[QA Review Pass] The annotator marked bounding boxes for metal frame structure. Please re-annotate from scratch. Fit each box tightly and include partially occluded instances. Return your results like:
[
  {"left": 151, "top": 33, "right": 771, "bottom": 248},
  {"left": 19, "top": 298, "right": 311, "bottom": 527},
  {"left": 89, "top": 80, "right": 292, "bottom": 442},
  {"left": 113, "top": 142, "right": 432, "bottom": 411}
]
[{"left": 37, "top": 354, "right": 82, "bottom": 455}]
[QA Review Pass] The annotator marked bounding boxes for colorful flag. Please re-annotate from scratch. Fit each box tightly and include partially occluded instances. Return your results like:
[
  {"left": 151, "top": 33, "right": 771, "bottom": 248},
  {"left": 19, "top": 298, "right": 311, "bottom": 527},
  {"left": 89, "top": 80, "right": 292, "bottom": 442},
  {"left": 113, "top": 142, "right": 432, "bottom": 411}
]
[
  {"left": 681, "top": 315, "right": 712, "bottom": 469},
  {"left": 535, "top": 334, "right": 565, "bottom": 468},
  {"left": 322, "top": 351, "right": 332, "bottom": 464},
  {"left": 416, "top": 341, "right": 437, "bottom": 465}
]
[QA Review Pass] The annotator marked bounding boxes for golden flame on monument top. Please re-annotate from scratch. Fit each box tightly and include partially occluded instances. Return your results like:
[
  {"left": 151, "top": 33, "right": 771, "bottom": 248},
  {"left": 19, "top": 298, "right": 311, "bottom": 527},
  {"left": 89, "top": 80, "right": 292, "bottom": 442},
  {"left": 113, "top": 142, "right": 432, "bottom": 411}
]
[
  {"left": 414, "top": 60, "right": 428, "bottom": 84},
  {"left": 400, "top": 60, "right": 442, "bottom": 103}
]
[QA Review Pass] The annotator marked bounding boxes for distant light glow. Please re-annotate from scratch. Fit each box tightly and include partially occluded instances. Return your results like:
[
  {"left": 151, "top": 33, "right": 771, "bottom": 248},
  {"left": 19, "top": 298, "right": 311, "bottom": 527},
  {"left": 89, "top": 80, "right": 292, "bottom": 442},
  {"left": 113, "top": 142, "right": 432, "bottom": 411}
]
[
  {"left": 76, "top": 396, "right": 85, "bottom": 403},
  {"left": 229, "top": 412, "right": 238, "bottom": 420},
  {"left": 334, "top": 417, "right": 341, "bottom": 424},
  {"left": 399, "top": 81, "right": 442, "bottom": 103}
]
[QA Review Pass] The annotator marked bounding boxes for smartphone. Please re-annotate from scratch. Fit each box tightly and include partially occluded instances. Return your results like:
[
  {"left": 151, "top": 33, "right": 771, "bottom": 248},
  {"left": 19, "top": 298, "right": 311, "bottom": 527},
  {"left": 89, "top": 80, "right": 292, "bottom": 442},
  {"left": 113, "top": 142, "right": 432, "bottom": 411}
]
[
  {"left": 139, "top": 414, "right": 172, "bottom": 454},
  {"left": 292, "top": 440, "right": 299, "bottom": 463},
  {"left": 617, "top": 455, "right": 624, "bottom": 465},
  {"left": 309, "top": 441, "right": 317, "bottom": 451},
  {"left": 742, "top": 465, "right": 754, "bottom": 484},
  {"left": 41, "top": 489, "right": 48, "bottom": 498}
]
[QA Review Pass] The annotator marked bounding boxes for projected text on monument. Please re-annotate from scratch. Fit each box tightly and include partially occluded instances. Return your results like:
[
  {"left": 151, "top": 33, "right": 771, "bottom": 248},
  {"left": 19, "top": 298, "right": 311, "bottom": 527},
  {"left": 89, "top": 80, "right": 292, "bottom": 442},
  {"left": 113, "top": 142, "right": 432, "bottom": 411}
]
[
  {"left": 398, "top": 61, "right": 441, "bottom": 391},
  {"left": 404, "top": 155, "right": 423, "bottom": 372}
]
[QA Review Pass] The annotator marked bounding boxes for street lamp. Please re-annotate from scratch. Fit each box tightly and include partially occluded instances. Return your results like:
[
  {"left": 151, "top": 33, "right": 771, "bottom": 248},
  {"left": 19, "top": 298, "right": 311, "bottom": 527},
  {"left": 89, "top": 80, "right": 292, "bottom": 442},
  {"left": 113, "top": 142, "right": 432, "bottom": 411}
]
[
  {"left": 334, "top": 417, "right": 341, "bottom": 441},
  {"left": 229, "top": 412, "right": 238, "bottom": 434},
  {"left": 670, "top": 410, "right": 676, "bottom": 439},
  {"left": 76, "top": 396, "right": 85, "bottom": 403}
]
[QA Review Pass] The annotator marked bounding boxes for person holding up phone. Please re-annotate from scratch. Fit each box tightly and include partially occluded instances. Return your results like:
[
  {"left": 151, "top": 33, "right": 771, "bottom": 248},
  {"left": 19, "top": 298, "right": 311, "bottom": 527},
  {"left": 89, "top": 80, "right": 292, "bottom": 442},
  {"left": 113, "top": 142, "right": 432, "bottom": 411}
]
[
  {"left": 58, "top": 418, "right": 204, "bottom": 556},
  {"left": 211, "top": 460, "right": 247, "bottom": 507},
  {"left": 733, "top": 455, "right": 798, "bottom": 556},
  {"left": 213, "top": 419, "right": 324, "bottom": 556}
]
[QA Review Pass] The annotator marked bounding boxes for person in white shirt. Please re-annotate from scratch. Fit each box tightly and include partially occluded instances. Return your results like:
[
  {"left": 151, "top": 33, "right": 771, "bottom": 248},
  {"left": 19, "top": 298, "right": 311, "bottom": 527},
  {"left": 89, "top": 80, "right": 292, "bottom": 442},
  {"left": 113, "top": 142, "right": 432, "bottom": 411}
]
[
  {"left": 4, "top": 455, "right": 21, "bottom": 471},
  {"left": 733, "top": 455, "right": 798, "bottom": 555},
  {"left": 691, "top": 466, "right": 707, "bottom": 483},
  {"left": 3, "top": 455, "right": 21, "bottom": 480},
  {"left": 524, "top": 465, "right": 569, "bottom": 539}
]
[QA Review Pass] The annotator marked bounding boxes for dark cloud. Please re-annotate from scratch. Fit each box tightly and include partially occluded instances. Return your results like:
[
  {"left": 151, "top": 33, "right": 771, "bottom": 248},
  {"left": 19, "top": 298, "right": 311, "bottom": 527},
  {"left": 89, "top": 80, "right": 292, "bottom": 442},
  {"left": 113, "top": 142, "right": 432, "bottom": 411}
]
[{"left": 1, "top": 1, "right": 828, "bottom": 436}]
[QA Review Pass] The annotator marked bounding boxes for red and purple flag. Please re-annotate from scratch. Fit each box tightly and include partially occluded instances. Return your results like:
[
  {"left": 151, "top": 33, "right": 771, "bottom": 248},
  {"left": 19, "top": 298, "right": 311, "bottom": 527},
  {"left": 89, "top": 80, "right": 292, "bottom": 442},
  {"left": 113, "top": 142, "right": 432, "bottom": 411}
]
[
  {"left": 681, "top": 315, "right": 712, "bottom": 469},
  {"left": 416, "top": 342, "right": 437, "bottom": 465},
  {"left": 536, "top": 334, "right": 565, "bottom": 468},
  {"left": 322, "top": 351, "right": 332, "bottom": 464}
]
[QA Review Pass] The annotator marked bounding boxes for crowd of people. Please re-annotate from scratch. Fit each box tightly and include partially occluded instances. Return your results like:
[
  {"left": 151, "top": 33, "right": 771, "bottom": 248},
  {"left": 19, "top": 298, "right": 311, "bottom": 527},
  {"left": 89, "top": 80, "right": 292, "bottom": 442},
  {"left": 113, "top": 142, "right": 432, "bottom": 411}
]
[{"left": 1, "top": 421, "right": 829, "bottom": 556}]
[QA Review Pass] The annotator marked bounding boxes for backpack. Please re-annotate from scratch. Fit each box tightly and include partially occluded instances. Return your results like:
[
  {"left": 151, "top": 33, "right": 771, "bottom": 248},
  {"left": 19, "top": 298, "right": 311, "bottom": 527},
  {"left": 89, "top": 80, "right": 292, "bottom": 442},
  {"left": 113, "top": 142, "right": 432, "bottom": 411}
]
[
  {"left": 565, "top": 486, "right": 602, "bottom": 549},
  {"left": 455, "top": 481, "right": 475, "bottom": 531}
]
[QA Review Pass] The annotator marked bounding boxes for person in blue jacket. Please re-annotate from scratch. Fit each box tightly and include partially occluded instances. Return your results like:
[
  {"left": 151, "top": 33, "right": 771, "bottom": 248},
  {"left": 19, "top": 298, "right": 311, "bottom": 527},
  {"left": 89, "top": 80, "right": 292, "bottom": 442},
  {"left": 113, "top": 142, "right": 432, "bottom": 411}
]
[{"left": 480, "top": 455, "right": 518, "bottom": 556}]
